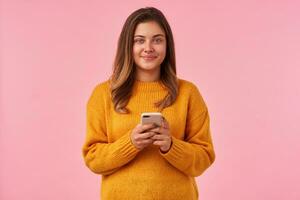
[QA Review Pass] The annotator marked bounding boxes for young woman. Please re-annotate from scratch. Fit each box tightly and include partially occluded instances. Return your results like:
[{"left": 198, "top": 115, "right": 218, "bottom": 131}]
[{"left": 82, "top": 7, "right": 215, "bottom": 200}]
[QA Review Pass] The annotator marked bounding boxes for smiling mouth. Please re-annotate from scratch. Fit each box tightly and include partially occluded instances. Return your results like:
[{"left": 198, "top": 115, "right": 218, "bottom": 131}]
[{"left": 142, "top": 56, "right": 157, "bottom": 61}]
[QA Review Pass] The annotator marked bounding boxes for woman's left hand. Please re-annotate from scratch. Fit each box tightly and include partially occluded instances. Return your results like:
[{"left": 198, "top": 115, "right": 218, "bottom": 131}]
[{"left": 150, "top": 118, "right": 173, "bottom": 153}]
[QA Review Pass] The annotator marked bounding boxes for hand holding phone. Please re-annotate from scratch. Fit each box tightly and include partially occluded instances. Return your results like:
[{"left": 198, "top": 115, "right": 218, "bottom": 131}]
[
  {"left": 130, "top": 123, "right": 157, "bottom": 150},
  {"left": 130, "top": 112, "right": 171, "bottom": 151},
  {"left": 141, "top": 112, "right": 172, "bottom": 153}
]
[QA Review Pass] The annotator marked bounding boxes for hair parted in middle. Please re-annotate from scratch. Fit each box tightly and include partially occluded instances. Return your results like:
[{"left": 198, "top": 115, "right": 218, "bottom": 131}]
[{"left": 110, "top": 7, "right": 178, "bottom": 114}]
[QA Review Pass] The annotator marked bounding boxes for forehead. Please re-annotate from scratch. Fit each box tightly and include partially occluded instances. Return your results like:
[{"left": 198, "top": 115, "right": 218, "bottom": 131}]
[{"left": 134, "top": 21, "right": 165, "bottom": 37}]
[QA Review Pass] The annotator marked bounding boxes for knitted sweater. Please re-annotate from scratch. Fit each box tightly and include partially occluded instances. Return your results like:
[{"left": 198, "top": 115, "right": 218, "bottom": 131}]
[{"left": 82, "top": 78, "right": 215, "bottom": 200}]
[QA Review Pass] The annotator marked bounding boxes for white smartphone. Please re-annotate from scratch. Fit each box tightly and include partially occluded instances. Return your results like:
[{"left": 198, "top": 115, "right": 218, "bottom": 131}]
[{"left": 141, "top": 112, "right": 163, "bottom": 127}]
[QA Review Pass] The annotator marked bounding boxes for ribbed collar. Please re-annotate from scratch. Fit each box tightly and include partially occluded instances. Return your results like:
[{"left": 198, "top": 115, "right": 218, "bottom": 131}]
[{"left": 133, "top": 79, "right": 166, "bottom": 93}]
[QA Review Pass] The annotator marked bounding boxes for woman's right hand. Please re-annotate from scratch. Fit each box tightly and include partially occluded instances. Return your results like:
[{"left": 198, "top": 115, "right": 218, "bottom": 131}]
[{"left": 130, "top": 123, "right": 157, "bottom": 150}]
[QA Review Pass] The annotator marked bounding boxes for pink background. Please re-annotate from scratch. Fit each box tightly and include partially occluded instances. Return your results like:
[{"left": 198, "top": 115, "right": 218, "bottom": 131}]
[{"left": 1, "top": 0, "right": 300, "bottom": 199}]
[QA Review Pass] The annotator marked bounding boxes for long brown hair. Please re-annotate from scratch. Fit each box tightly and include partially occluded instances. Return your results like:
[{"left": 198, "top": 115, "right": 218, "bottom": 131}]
[{"left": 110, "top": 7, "right": 178, "bottom": 114}]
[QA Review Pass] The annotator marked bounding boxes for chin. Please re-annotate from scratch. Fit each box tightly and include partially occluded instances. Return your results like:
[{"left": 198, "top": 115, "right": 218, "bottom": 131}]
[{"left": 137, "top": 63, "right": 160, "bottom": 71}]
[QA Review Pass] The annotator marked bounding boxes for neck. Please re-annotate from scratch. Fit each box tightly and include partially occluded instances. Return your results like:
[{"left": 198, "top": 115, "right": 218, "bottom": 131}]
[{"left": 135, "top": 68, "right": 160, "bottom": 82}]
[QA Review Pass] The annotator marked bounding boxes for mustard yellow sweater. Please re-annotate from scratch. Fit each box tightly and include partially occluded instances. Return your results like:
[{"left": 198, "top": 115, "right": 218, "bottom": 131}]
[{"left": 82, "top": 78, "right": 215, "bottom": 200}]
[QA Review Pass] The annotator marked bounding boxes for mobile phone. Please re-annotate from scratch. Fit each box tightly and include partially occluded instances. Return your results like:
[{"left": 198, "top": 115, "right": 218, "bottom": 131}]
[{"left": 141, "top": 112, "right": 163, "bottom": 127}]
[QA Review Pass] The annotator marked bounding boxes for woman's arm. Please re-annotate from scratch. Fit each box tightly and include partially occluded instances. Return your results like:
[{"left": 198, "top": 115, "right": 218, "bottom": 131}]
[
  {"left": 82, "top": 84, "right": 140, "bottom": 175},
  {"left": 160, "top": 84, "right": 216, "bottom": 177}
]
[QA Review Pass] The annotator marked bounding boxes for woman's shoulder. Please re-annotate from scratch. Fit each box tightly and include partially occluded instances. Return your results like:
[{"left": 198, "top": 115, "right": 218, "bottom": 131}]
[
  {"left": 177, "top": 78, "right": 200, "bottom": 92},
  {"left": 91, "top": 79, "right": 111, "bottom": 93},
  {"left": 177, "top": 78, "right": 207, "bottom": 108},
  {"left": 88, "top": 79, "right": 111, "bottom": 103},
  {"left": 87, "top": 79, "right": 111, "bottom": 108}
]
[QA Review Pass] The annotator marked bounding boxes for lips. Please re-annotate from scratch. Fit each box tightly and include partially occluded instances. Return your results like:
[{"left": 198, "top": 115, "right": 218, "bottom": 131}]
[
  {"left": 142, "top": 56, "right": 157, "bottom": 61},
  {"left": 142, "top": 56, "right": 157, "bottom": 59}
]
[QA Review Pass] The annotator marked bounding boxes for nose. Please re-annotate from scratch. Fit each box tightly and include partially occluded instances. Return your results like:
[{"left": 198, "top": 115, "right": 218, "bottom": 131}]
[{"left": 144, "top": 40, "right": 154, "bottom": 53}]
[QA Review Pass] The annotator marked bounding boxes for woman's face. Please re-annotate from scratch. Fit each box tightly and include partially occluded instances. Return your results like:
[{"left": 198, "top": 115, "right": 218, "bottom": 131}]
[{"left": 133, "top": 21, "right": 167, "bottom": 75}]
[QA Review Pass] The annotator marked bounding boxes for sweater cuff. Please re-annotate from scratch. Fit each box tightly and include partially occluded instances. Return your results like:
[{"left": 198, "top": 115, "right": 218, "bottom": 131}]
[
  {"left": 159, "top": 136, "right": 186, "bottom": 161},
  {"left": 112, "top": 131, "right": 142, "bottom": 158}
]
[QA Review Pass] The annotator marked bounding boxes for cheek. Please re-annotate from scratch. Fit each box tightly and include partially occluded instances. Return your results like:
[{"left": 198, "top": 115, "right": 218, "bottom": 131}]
[
  {"left": 132, "top": 48, "right": 139, "bottom": 60},
  {"left": 157, "top": 45, "right": 166, "bottom": 58},
  {"left": 133, "top": 46, "right": 142, "bottom": 57},
  {"left": 156, "top": 44, "right": 166, "bottom": 54}
]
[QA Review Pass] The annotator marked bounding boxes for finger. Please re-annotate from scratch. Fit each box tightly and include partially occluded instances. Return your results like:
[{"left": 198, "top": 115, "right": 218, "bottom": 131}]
[
  {"left": 160, "top": 117, "right": 165, "bottom": 127},
  {"left": 137, "top": 138, "right": 153, "bottom": 145},
  {"left": 142, "top": 123, "right": 157, "bottom": 132},
  {"left": 152, "top": 127, "right": 170, "bottom": 136},
  {"left": 151, "top": 134, "right": 168, "bottom": 140},
  {"left": 162, "top": 118, "right": 169, "bottom": 129},
  {"left": 138, "top": 123, "right": 157, "bottom": 133},
  {"left": 153, "top": 140, "right": 166, "bottom": 146},
  {"left": 137, "top": 131, "right": 156, "bottom": 140},
  {"left": 150, "top": 126, "right": 163, "bottom": 134}
]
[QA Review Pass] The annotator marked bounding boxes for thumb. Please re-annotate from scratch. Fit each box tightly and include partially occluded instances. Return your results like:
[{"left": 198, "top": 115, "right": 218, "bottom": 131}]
[{"left": 162, "top": 117, "right": 169, "bottom": 129}]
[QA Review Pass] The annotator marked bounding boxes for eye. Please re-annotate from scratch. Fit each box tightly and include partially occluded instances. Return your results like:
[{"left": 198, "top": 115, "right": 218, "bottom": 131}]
[
  {"left": 154, "top": 38, "right": 163, "bottom": 43},
  {"left": 134, "top": 39, "right": 144, "bottom": 44}
]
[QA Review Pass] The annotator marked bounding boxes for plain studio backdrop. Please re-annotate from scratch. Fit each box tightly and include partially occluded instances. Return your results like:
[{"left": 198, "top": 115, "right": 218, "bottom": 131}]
[{"left": 1, "top": 0, "right": 299, "bottom": 199}]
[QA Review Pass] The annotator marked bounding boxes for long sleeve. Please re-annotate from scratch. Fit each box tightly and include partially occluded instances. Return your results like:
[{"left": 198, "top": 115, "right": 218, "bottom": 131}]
[
  {"left": 82, "top": 84, "right": 140, "bottom": 175},
  {"left": 82, "top": 79, "right": 215, "bottom": 200},
  {"left": 160, "top": 83, "right": 216, "bottom": 177}
]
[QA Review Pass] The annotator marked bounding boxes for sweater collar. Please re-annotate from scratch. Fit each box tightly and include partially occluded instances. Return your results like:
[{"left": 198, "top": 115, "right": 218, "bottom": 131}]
[{"left": 133, "top": 79, "right": 166, "bottom": 93}]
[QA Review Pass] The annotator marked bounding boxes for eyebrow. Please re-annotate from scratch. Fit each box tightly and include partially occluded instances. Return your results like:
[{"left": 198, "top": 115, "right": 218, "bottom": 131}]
[{"left": 134, "top": 34, "right": 165, "bottom": 38}]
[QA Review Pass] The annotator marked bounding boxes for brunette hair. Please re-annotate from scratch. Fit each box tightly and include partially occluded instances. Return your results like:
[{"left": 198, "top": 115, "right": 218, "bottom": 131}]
[{"left": 110, "top": 7, "right": 178, "bottom": 114}]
